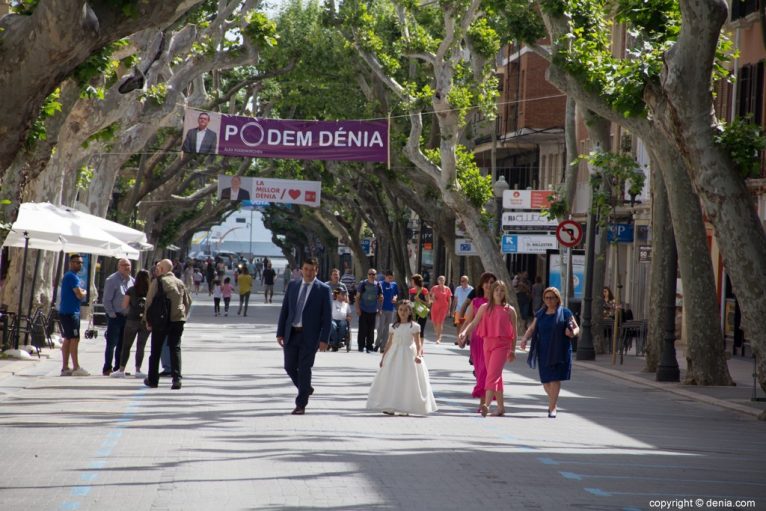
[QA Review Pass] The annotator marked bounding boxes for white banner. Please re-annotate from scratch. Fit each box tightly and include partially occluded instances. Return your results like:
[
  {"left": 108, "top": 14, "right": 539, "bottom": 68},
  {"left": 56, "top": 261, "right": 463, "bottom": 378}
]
[
  {"left": 217, "top": 175, "right": 321, "bottom": 207},
  {"left": 501, "top": 211, "right": 558, "bottom": 229}
]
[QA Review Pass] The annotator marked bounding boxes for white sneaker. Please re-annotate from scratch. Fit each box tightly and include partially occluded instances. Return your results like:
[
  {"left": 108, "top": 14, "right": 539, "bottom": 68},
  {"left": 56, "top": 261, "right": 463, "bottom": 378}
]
[
  {"left": 60, "top": 368, "right": 73, "bottom": 376},
  {"left": 110, "top": 370, "right": 126, "bottom": 378},
  {"left": 134, "top": 370, "right": 146, "bottom": 379},
  {"left": 71, "top": 367, "right": 90, "bottom": 376}
]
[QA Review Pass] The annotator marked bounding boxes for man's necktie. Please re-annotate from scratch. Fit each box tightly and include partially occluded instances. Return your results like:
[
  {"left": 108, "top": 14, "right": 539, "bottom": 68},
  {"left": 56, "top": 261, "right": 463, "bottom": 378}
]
[{"left": 295, "top": 282, "right": 309, "bottom": 322}]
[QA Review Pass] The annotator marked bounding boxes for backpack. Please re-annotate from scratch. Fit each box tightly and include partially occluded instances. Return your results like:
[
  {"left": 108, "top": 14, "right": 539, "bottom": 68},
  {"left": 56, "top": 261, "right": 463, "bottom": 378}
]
[{"left": 146, "top": 278, "right": 170, "bottom": 329}]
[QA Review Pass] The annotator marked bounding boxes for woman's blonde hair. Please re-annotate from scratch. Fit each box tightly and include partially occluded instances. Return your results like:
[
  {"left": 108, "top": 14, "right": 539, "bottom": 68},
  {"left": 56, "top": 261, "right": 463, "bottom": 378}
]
[
  {"left": 543, "top": 287, "right": 562, "bottom": 307},
  {"left": 486, "top": 280, "right": 509, "bottom": 313}
]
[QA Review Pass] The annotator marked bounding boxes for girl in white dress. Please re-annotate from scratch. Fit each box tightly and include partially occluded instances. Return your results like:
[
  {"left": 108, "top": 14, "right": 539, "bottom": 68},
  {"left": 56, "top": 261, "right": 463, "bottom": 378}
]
[{"left": 366, "top": 300, "right": 438, "bottom": 416}]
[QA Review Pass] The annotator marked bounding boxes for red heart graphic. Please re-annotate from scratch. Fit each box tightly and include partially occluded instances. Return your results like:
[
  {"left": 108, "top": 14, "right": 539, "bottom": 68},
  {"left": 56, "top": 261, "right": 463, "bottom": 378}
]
[{"left": 288, "top": 189, "right": 301, "bottom": 200}]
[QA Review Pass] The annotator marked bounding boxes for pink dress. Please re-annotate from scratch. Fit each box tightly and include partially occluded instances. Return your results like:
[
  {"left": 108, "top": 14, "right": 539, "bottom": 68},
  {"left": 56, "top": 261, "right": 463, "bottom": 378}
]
[
  {"left": 477, "top": 305, "right": 515, "bottom": 392},
  {"left": 469, "top": 297, "right": 504, "bottom": 398},
  {"left": 429, "top": 285, "right": 452, "bottom": 325}
]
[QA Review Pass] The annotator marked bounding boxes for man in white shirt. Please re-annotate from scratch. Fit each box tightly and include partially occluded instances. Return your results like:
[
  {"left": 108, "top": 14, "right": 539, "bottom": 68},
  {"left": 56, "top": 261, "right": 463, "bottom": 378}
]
[
  {"left": 182, "top": 112, "right": 217, "bottom": 154},
  {"left": 452, "top": 275, "right": 473, "bottom": 342}
]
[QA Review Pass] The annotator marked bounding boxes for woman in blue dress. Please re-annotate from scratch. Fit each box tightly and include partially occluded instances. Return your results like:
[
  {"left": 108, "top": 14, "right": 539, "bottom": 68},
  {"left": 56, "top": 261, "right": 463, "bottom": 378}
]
[{"left": 519, "top": 287, "right": 579, "bottom": 418}]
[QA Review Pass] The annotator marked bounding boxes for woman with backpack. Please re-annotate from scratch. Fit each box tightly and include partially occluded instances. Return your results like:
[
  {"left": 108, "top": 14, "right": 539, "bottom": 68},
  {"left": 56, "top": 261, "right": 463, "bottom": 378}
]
[
  {"left": 110, "top": 269, "right": 150, "bottom": 379},
  {"left": 408, "top": 274, "right": 431, "bottom": 343}
]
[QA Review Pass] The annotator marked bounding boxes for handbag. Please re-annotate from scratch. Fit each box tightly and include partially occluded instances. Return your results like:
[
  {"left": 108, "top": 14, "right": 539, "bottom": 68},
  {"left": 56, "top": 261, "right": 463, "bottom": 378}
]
[{"left": 413, "top": 301, "right": 429, "bottom": 319}]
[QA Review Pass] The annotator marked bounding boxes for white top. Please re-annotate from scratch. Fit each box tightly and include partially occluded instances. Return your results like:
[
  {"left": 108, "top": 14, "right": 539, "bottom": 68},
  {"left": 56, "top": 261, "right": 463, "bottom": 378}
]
[
  {"left": 213, "top": 285, "right": 222, "bottom": 298},
  {"left": 195, "top": 129, "right": 208, "bottom": 152},
  {"left": 332, "top": 301, "right": 350, "bottom": 320}
]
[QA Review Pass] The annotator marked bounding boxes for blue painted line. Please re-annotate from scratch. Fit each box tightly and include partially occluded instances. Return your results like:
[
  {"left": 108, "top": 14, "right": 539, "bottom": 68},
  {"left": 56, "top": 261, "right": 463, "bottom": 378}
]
[
  {"left": 59, "top": 501, "right": 81, "bottom": 511},
  {"left": 96, "top": 447, "right": 112, "bottom": 457},
  {"left": 106, "top": 430, "right": 123, "bottom": 439},
  {"left": 88, "top": 460, "right": 107, "bottom": 469},
  {"left": 586, "top": 488, "right": 748, "bottom": 499},
  {"left": 70, "top": 486, "right": 91, "bottom": 497},
  {"left": 538, "top": 456, "right": 701, "bottom": 469},
  {"left": 563, "top": 471, "right": 766, "bottom": 487},
  {"left": 101, "top": 439, "right": 119, "bottom": 449},
  {"left": 79, "top": 472, "right": 97, "bottom": 482}
]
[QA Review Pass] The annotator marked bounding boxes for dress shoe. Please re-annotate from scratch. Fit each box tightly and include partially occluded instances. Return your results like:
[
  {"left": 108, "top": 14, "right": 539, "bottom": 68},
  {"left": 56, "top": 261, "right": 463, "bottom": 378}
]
[
  {"left": 158, "top": 369, "right": 172, "bottom": 377},
  {"left": 291, "top": 406, "right": 305, "bottom": 415},
  {"left": 171, "top": 380, "right": 182, "bottom": 390},
  {"left": 143, "top": 378, "right": 158, "bottom": 388},
  {"left": 548, "top": 408, "right": 557, "bottom": 418}
]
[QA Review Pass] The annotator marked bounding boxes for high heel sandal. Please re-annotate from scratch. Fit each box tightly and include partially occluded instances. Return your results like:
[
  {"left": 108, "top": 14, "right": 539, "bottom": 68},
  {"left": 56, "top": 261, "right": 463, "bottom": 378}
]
[
  {"left": 480, "top": 404, "right": 489, "bottom": 417},
  {"left": 492, "top": 407, "right": 505, "bottom": 417}
]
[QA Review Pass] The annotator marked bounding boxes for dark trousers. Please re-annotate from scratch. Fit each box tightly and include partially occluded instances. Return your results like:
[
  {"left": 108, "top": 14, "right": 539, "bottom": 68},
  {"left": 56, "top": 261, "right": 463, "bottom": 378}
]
[
  {"left": 148, "top": 321, "right": 184, "bottom": 384},
  {"left": 416, "top": 315, "right": 428, "bottom": 339},
  {"left": 358, "top": 311, "right": 376, "bottom": 351},
  {"left": 283, "top": 330, "right": 317, "bottom": 408},
  {"left": 238, "top": 292, "right": 250, "bottom": 314},
  {"left": 120, "top": 319, "right": 149, "bottom": 370},
  {"left": 104, "top": 314, "right": 126, "bottom": 372}
]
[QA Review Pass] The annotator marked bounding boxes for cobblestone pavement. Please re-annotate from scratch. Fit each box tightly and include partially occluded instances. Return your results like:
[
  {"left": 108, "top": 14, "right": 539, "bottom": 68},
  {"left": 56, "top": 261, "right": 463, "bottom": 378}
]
[{"left": 0, "top": 292, "right": 764, "bottom": 511}]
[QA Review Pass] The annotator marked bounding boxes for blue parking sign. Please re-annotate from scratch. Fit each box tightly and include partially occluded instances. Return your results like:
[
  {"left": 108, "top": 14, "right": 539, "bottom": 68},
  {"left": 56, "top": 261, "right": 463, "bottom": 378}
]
[{"left": 501, "top": 235, "right": 518, "bottom": 254}]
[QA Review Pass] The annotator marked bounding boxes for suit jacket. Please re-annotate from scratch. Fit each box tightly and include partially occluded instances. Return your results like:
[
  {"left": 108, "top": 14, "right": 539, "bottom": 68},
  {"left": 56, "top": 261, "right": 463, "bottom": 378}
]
[
  {"left": 182, "top": 128, "right": 217, "bottom": 154},
  {"left": 220, "top": 187, "right": 251, "bottom": 201},
  {"left": 277, "top": 279, "right": 332, "bottom": 346}
]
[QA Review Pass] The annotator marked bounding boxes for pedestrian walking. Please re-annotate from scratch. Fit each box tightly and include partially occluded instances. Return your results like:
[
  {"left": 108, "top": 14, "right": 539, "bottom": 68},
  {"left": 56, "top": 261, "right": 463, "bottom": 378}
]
[
  {"left": 222, "top": 277, "right": 233, "bottom": 316},
  {"left": 276, "top": 257, "right": 332, "bottom": 415},
  {"left": 212, "top": 279, "right": 222, "bottom": 316},
  {"left": 520, "top": 287, "right": 579, "bottom": 418},
  {"left": 459, "top": 281, "right": 517, "bottom": 417},
  {"left": 451, "top": 275, "right": 473, "bottom": 343},
  {"left": 409, "top": 274, "right": 431, "bottom": 343},
  {"left": 374, "top": 270, "right": 398, "bottom": 352},
  {"left": 110, "top": 269, "right": 150, "bottom": 379},
  {"left": 340, "top": 267, "right": 357, "bottom": 304},
  {"left": 366, "top": 300, "right": 437, "bottom": 416},
  {"left": 144, "top": 259, "right": 192, "bottom": 390},
  {"left": 458, "top": 272, "right": 497, "bottom": 412},
  {"left": 429, "top": 275, "right": 452, "bottom": 344},
  {"left": 206, "top": 260, "right": 216, "bottom": 295},
  {"left": 356, "top": 268, "right": 382, "bottom": 352},
  {"left": 193, "top": 268, "right": 203, "bottom": 295},
  {"left": 262, "top": 262, "right": 276, "bottom": 303},
  {"left": 237, "top": 266, "right": 252, "bottom": 316},
  {"left": 102, "top": 258, "right": 133, "bottom": 376}
]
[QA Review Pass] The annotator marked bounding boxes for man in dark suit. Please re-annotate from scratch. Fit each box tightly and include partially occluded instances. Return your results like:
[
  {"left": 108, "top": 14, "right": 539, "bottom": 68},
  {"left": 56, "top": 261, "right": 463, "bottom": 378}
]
[
  {"left": 277, "top": 257, "right": 332, "bottom": 415},
  {"left": 220, "top": 175, "right": 251, "bottom": 201},
  {"left": 182, "top": 112, "right": 217, "bottom": 154}
]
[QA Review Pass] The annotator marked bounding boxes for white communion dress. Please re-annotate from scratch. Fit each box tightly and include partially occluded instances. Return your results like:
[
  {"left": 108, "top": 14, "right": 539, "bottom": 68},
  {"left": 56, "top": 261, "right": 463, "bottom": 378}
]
[{"left": 366, "top": 322, "right": 438, "bottom": 415}]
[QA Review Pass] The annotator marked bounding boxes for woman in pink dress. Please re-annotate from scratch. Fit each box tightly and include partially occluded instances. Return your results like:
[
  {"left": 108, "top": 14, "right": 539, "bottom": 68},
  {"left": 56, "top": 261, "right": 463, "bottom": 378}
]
[
  {"left": 429, "top": 275, "right": 452, "bottom": 344},
  {"left": 457, "top": 272, "right": 497, "bottom": 412},
  {"left": 460, "top": 281, "right": 517, "bottom": 416}
]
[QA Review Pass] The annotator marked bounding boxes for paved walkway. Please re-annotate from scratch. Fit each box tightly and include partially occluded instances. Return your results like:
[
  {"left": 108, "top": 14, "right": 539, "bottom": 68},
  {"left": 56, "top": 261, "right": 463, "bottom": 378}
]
[{"left": 0, "top": 291, "right": 764, "bottom": 511}]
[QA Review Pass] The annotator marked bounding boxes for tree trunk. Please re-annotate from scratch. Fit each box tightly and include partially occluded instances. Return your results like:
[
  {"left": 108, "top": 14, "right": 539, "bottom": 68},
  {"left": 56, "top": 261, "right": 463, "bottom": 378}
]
[
  {"left": 0, "top": 0, "right": 201, "bottom": 171},
  {"left": 648, "top": 134, "right": 733, "bottom": 385}
]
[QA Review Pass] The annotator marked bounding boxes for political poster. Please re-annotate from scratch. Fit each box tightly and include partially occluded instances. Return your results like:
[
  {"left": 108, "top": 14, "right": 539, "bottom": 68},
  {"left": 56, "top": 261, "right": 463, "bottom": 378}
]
[
  {"left": 217, "top": 176, "right": 321, "bottom": 208},
  {"left": 184, "top": 109, "right": 389, "bottom": 163}
]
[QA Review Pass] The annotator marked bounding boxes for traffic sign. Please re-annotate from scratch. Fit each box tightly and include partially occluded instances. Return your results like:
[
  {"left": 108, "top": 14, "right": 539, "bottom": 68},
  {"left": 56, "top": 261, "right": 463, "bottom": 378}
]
[
  {"left": 556, "top": 220, "right": 583, "bottom": 248},
  {"left": 455, "top": 238, "right": 478, "bottom": 255}
]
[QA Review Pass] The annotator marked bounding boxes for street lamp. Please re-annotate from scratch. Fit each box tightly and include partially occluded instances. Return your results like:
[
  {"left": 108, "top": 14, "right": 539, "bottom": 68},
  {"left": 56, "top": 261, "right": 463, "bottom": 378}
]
[{"left": 493, "top": 175, "right": 509, "bottom": 237}]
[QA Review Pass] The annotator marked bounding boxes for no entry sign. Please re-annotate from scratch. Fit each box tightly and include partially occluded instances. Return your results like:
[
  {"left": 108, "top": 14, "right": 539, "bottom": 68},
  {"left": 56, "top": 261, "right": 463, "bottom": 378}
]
[{"left": 556, "top": 220, "right": 583, "bottom": 248}]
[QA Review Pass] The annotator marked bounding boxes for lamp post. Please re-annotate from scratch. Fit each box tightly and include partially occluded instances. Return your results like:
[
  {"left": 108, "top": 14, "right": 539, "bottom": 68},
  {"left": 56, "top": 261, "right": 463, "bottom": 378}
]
[
  {"left": 576, "top": 151, "right": 598, "bottom": 361},
  {"left": 493, "top": 175, "right": 509, "bottom": 238}
]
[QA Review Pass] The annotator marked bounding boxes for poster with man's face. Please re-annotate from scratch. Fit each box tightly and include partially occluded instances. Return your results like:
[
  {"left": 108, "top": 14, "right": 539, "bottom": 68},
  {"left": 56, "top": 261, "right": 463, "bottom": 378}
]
[
  {"left": 182, "top": 110, "right": 222, "bottom": 155},
  {"left": 217, "top": 175, "right": 254, "bottom": 202}
]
